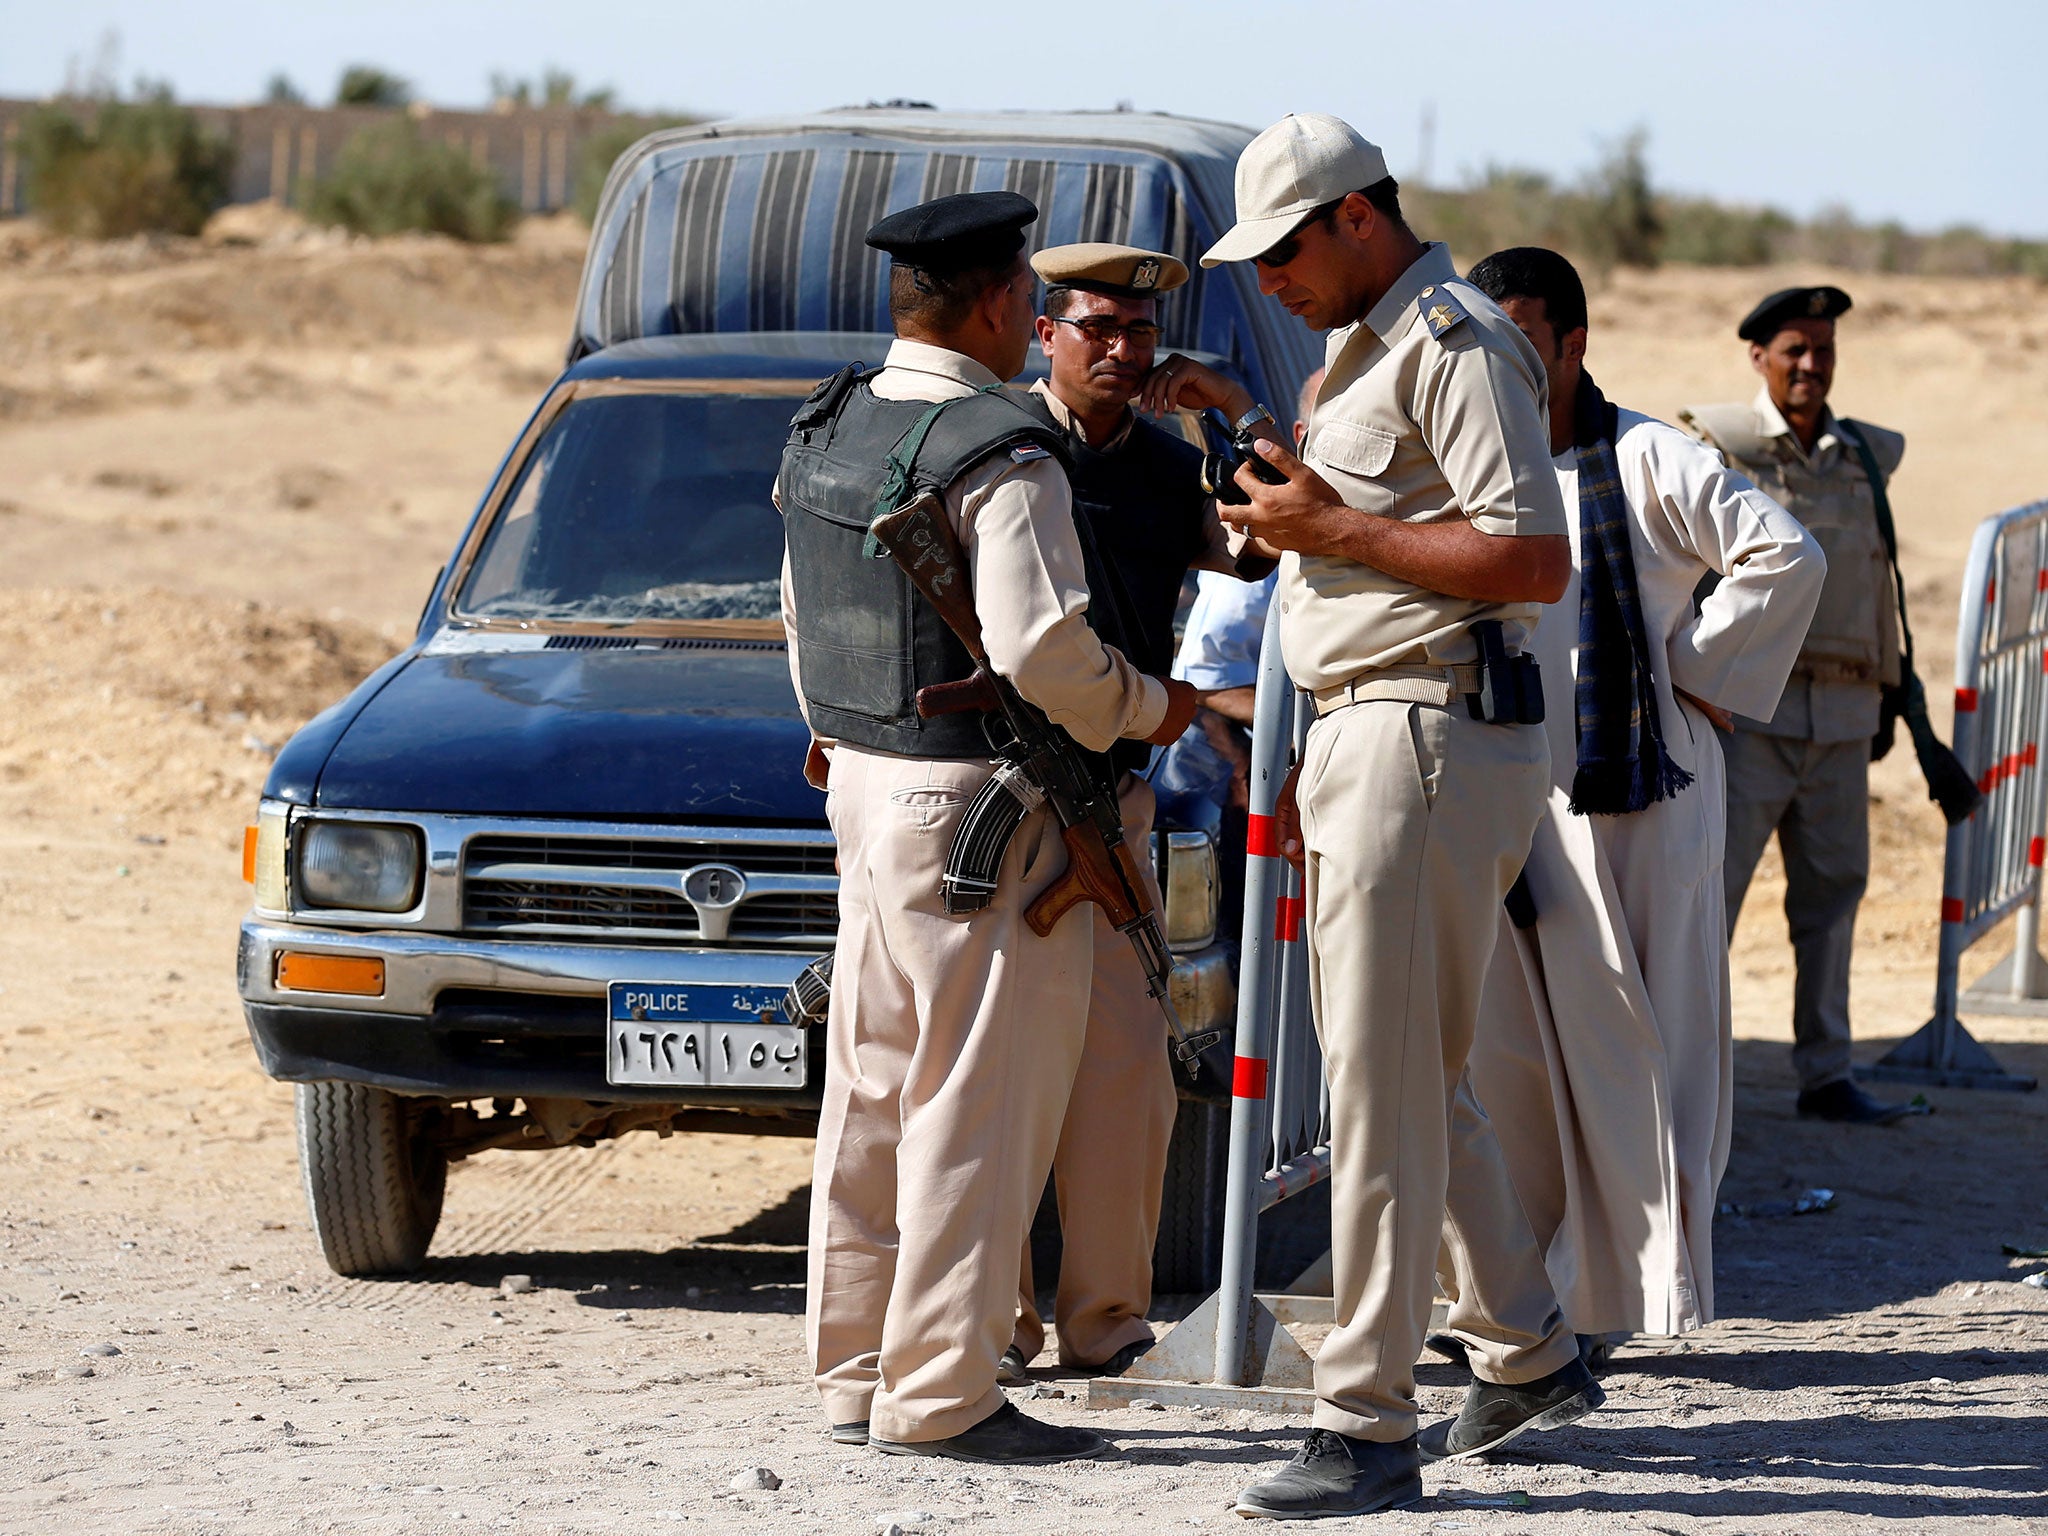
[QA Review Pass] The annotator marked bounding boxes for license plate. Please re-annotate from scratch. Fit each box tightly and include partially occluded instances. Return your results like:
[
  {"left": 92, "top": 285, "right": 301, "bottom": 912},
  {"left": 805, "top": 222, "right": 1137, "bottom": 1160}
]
[{"left": 605, "top": 982, "right": 807, "bottom": 1089}]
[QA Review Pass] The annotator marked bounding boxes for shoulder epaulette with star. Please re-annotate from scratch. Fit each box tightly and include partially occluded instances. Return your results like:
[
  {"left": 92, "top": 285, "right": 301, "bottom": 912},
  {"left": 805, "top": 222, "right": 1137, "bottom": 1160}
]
[{"left": 1417, "top": 284, "right": 1470, "bottom": 345}]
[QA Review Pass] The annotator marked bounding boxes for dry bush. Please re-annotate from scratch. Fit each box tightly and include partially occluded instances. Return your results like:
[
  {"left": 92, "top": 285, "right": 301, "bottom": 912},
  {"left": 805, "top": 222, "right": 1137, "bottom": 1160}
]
[
  {"left": 306, "top": 117, "right": 519, "bottom": 243},
  {"left": 19, "top": 92, "right": 233, "bottom": 239}
]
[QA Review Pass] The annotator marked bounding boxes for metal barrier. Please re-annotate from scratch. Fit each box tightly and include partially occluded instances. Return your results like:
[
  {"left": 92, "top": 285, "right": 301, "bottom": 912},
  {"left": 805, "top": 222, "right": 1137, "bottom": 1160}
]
[
  {"left": 1093, "top": 600, "right": 1333, "bottom": 1410},
  {"left": 1867, "top": 500, "right": 2046, "bottom": 1092}
]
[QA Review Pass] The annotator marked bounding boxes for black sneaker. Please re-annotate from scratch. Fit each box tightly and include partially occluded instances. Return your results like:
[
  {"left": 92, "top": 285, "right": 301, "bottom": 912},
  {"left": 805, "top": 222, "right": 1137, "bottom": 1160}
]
[
  {"left": 1234, "top": 1429, "right": 1422, "bottom": 1520},
  {"left": 1070, "top": 1338, "right": 1155, "bottom": 1378},
  {"left": 1418, "top": 1355, "right": 1605, "bottom": 1463},
  {"left": 996, "top": 1345, "right": 1032, "bottom": 1386},
  {"left": 830, "top": 1419, "right": 869, "bottom": 1446},
  {"left": 870, "top": 1400, "right": 1107, "bottom": 1465},
  {"left": 1796, "top": 1080, "right": 1913, "bottom": 1125}
]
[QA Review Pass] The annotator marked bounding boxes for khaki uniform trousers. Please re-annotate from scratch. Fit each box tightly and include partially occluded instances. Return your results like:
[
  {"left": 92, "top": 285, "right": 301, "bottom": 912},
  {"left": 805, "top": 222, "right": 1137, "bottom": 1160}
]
[
  {"left": 1299, "top": 697, "right": 1578, "bottom": 1442},
  {"left": 1721, "top": 727, "right": 1871, "bottom": 1090},
  {"left": 1012, "top": 776, "right": 1178, "bottom": 1368},
  {"left": 807, "top": 743, "right": 1093, "bottom": 1443}
]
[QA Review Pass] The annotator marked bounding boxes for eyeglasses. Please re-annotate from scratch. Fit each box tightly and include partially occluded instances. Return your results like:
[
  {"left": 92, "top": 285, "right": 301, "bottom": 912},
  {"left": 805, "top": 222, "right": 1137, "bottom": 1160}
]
[
  {"left": 1254, "top": 201, "right": 1341, "bottom": 269},
  {"left": 1052, "top": 315, "right": 1165, "bottom": 348}
]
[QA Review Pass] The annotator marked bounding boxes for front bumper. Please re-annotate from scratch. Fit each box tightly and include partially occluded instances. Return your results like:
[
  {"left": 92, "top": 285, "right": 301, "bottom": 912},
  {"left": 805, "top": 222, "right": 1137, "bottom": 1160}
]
[{"left": 238, "top": 917, "right": 1237, "bottom": 1106}]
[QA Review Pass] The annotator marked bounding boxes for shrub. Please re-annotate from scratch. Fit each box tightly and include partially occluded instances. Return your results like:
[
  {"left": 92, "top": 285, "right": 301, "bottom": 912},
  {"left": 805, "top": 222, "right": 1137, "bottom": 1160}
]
[
  {"left": 1578, "top": 131, "right": 1661, "bottom": 269},
  {"left": 1661, "top": 199, "right": 1792, "bottom": 267},
  {"left": 306, "top": 117, "right": 520, "bottom": 242},
  {"left": 19, "top": 91, "right": 234, "bottom": 238},
  {"left": 335, "top": 65, "right": 410, "bottom": 108}
]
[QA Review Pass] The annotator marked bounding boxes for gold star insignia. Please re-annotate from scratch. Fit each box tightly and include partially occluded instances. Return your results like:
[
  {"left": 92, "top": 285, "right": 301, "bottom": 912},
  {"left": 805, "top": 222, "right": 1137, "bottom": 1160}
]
[{"left": 1427, "top": 303, "right": 1456, "bottom": 332}]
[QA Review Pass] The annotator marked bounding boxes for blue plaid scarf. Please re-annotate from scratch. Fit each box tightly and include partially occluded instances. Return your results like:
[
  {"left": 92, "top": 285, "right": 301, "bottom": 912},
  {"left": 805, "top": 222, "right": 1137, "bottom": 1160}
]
[{"left": 1569, "top": 374, "right": 1693, "bottom": 816}]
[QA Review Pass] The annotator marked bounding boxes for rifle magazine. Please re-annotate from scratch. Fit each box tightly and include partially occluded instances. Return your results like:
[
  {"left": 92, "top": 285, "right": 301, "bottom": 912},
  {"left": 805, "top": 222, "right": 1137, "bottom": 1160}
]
[{"left": 940, "top": 769, "right": 1035, "bottom": 915}]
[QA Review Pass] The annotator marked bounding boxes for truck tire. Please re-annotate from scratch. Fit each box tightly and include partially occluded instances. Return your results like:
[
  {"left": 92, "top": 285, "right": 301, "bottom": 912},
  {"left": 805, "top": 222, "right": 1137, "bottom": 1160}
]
[
  {"left": 295, "top": 1081, "right": 447, "bottom": 1277},
  {"left": 1152, "top": 1099, "right": 1228, "bottom": 1294}
]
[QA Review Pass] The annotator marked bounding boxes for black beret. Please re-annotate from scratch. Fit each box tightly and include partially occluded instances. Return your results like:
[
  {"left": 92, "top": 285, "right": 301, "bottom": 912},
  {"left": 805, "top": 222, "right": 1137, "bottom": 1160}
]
[
  {"left": 1738, "top": 285, "right": 1853, "bottom": 343},
  {"left": 865, "top": 190, "right": 1037, "bottom": 274}
]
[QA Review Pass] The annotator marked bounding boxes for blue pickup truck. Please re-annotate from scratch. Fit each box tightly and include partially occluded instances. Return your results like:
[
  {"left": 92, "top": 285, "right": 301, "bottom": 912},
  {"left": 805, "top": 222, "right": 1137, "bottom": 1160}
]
[{"left": 237, "top": 108, "right": 1317, "bottom": 1286}]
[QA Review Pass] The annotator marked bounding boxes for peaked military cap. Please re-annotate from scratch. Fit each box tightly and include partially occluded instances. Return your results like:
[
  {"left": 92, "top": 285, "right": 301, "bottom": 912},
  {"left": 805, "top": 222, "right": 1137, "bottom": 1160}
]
[
  {"left": 1031, "top": 242, "right": 1189, "bottom": 298},
  {"left": 1738, "top": 285, "right": 1853, "bottom": 343},
  {"left": 864, "top": 191, "right": 1037, "bottom": 275}
]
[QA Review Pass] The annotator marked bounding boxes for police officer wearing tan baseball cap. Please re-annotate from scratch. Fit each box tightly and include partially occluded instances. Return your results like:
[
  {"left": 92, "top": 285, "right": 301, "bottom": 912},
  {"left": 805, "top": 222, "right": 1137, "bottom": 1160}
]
[{"left": 1149, "top": 113, "right": 1601, "bottom": 1518}]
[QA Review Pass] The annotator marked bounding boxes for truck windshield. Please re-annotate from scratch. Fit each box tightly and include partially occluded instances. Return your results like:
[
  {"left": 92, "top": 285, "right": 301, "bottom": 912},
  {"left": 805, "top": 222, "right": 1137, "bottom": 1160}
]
[{"left": 456, "top": 388, "right": 798, "bottom": 625}]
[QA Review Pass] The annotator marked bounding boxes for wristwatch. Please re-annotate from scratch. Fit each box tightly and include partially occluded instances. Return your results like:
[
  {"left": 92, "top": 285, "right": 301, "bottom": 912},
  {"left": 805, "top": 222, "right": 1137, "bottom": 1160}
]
[{"left": 1232, "top": 403, "right": 1275, "bottom": 435}]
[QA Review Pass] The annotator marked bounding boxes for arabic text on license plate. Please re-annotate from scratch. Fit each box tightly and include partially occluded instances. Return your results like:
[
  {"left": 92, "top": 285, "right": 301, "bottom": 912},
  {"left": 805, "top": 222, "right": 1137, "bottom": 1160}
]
[{"left": 605, "top": 982, "right": 807, "bottom": 1089}]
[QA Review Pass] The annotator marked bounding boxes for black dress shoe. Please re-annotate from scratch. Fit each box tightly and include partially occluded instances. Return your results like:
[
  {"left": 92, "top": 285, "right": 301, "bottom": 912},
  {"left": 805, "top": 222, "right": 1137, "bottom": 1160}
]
[
  {"left": 870, "top": 1400, "right": 1107, "bottom": 1465},
  {"left": 1235, "top": 1429, "right": 1422, "bottom": 1520},
  {"left": 830, "top": 1419, "right": 869, "bottom": 1445},
  {"left": 1070, "top": 1338, "right": 1155, "bottom": 1378},
  {"left": 1418, "top": 1355, "right": 1605, "bottom": 1463},
  {"left": 996, "top": 1345, "right": 1032, "bottom": 1386},
  {"left": 1796, "top": 1080, "right": 1912, "bottom": 1125}
]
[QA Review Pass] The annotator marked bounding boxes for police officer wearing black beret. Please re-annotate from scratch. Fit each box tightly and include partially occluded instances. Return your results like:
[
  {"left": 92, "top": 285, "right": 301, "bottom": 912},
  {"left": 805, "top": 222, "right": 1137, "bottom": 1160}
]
[
  {"left": 779, "top": 191, "right": 1198, "bottom": 1464},
  {"left": 1682, "top": 285, "right": 1917, "bottom": 1125}
]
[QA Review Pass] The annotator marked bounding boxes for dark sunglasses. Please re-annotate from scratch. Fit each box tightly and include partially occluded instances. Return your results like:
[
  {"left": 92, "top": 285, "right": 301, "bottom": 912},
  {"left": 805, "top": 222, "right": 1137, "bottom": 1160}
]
[
  {"left": 1253, "top": 201, "right": 1342, "bottom": 269},
  {"left": 1051, "top": 315, "right": 1165, "bottom": 347}
]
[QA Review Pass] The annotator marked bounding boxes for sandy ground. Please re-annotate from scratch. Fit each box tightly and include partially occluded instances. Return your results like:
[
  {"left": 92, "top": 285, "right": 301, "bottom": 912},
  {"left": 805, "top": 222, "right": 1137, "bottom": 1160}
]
[{"left": 2, "top": 225, "right": 2047, "bottom": 1532}]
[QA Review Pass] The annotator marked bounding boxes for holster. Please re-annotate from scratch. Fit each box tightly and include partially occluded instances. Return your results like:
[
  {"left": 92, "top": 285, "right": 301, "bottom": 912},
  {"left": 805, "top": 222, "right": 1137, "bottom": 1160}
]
[{"left": 1465, "top": 619, "right": 1545, "bottom": 725}]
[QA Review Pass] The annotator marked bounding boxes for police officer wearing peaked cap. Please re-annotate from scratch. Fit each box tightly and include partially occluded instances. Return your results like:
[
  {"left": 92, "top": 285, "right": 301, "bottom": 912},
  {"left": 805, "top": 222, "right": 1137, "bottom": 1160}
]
[
  {"left": 776, "top": 190, "right": 1199, "bottom": 1464},
  {"left": 1151, "top": 113, "right": 1603, "bottom": 1518},
  {"left": 998, "top": 240, "right": 1274, "bottom": 1387},
  {"left": 1681, "top": 284, "right": 1916, "bottom": 1126}
]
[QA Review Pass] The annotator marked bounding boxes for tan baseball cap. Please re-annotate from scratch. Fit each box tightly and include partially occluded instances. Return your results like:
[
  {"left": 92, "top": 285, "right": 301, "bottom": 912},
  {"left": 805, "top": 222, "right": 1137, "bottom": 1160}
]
[{"left": 1201, "top": 114, "right": 1391, "bottom": 267}]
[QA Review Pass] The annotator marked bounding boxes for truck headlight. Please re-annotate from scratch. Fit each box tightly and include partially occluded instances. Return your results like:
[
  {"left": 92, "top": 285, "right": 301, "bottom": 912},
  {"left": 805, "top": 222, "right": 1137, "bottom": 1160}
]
[
  {"left": 297, "top": 821, "right": 422, "bottom": 913},
  {"left": 1160, "top": 829, "right": 1219, "bottom": 952}
]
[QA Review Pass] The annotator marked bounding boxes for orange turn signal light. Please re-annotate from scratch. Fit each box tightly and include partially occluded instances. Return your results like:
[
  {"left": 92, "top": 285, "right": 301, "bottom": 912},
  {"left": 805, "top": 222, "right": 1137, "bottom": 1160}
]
[
  {"left": 242, "top": 826, "right": 259, "bottom": 884},
  {"left": 275, "top": 952, "right": 386, "bottom": 997}
]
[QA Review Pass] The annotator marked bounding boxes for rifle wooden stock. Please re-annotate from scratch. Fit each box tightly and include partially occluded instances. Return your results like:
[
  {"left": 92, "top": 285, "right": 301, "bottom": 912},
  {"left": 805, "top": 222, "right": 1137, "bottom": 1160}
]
[
  {"left": 868, "top": 492, "right": 987, "bottom": 660},
  {"left": 1026, "top": 827, "right": 1148, "bottom": 937},
  {"left": 916, "top": 674, "right": 1002, "bottom": 719}
]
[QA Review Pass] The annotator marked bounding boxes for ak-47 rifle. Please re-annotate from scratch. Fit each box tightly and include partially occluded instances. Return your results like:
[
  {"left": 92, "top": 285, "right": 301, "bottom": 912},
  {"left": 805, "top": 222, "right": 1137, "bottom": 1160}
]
[{"left": 867, "top": 491, "right": 1220, "bottom": 1079}]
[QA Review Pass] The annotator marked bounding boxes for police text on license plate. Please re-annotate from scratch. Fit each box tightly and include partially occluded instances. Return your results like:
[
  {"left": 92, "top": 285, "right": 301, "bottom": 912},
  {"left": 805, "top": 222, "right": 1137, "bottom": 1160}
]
[{"left": 605, "top": 982, "right": 807, "bottom": 1089}]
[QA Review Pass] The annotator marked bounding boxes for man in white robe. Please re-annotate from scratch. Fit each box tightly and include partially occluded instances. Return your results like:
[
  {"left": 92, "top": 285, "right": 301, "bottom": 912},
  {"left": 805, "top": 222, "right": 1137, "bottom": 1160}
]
[{"left": 1458, "top": 248, "right": 1825, "bottom": 1338}]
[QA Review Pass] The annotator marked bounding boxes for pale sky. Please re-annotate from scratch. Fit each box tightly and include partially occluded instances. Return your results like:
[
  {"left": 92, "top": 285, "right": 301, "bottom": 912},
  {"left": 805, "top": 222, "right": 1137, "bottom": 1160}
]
[{"left": 4, "top": 0, "right": 2043, "bottom": 238}]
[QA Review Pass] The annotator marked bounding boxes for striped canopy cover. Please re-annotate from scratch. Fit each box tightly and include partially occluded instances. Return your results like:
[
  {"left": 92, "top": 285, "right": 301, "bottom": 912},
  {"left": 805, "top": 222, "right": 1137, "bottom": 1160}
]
[{"left": 570, "top": 110, "right": 1319, "bottom": 414}]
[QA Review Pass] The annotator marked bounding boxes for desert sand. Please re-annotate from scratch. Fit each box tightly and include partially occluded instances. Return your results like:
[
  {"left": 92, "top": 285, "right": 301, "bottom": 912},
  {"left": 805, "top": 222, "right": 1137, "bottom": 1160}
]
[{"left": 2, "top": 220, "right": 2045, "bottom": 1532}]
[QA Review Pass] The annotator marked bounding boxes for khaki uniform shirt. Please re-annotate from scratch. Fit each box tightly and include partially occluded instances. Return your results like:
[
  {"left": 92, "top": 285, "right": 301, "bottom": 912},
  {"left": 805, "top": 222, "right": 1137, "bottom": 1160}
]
[
  {"left": 1026, "top": 380, "right": 1255, "bottom": 577},
  {"left": 1280, "top": 242, "right": 1568, "bottom": 691},
  {"left": 1679, "top": 388, "right": 1905, "bottom": 744},
  {"left": 781, "top": 338, "right": 1166, "bottom": 753}
]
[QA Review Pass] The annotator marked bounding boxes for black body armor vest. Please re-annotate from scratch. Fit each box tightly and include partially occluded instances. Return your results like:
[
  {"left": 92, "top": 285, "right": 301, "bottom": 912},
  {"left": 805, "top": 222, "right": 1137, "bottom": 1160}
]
[
  {"left": 777, "top": 365, "right": 1069, "bottom": 758},
  {"left": 1023, "top": 397, "right": 1212, "bottom": 775}
]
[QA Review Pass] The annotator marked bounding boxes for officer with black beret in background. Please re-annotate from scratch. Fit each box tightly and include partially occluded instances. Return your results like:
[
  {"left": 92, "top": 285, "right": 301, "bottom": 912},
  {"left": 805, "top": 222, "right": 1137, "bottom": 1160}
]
[{"left": 1682, "top": 285, "right": 1919, "bottom": 1125}]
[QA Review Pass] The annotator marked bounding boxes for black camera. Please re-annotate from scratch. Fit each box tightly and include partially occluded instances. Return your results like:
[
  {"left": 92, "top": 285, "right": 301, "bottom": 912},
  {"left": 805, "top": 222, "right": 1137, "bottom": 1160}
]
[{"left": 1199, "top": 412, "right": 1288, "bottom": 506}]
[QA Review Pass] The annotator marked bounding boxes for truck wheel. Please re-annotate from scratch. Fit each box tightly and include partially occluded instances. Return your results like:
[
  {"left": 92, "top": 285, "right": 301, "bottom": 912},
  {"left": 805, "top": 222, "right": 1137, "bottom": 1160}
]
[
  {"left": 1152, "top": 1099, "right": 1228, "bottom": 1294},
  {"left": 295, "top": 1081, "right": 448, "bottom": 1277}
]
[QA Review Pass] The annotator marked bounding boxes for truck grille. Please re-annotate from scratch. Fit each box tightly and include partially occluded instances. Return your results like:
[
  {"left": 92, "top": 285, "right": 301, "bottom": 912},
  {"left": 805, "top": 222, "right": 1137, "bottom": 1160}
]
[{"left": 462, "top": 832, "right": 838, "bottom": 944}]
